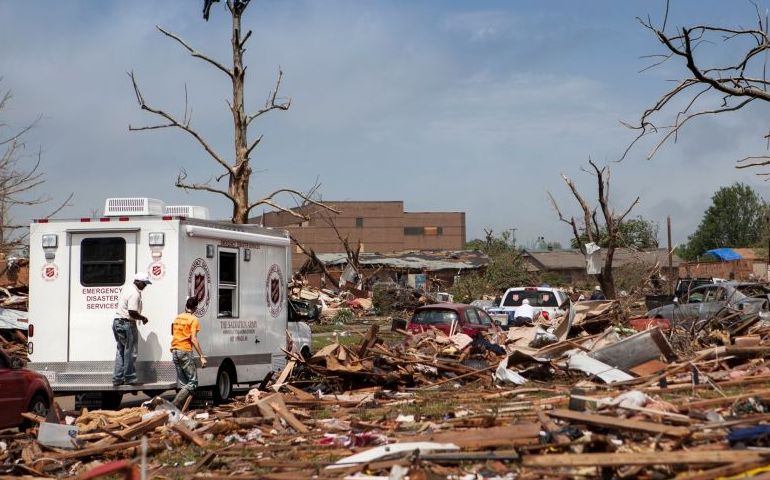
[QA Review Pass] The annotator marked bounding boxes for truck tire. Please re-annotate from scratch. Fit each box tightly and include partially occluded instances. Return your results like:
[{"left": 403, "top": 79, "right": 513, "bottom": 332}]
[
  {"left": 21, "top": 393, "right": 50, "bottom": 430},
  {"left": 213, "top": 364, "right": 234, "bottom": 404},
  {"left": 101, "top": 391, "right": 123, "bottom": 410}
]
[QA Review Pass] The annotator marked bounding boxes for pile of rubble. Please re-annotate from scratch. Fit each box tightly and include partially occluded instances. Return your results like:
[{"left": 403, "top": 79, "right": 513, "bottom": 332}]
[
  {"left": 5, "top": 299, "right": 770, "bottom": 478},
  {"left": 289, "top": 280, "right": 448, "bottom": 323}
]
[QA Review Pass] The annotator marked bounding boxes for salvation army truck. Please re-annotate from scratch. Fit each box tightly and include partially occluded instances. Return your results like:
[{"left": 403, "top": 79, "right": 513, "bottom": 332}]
[{"left": 27, "top": 197, "right": 310, "bottom": 408}]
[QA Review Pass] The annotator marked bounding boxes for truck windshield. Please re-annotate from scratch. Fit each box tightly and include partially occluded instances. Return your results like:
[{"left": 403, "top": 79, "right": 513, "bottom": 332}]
[{"left": 502, "top": 289, "right": 558, "bottom": 307}]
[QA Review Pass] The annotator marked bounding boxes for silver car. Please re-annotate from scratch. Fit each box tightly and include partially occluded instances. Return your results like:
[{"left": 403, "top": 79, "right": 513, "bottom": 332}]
[{"left": 646, "top": 282, "right": 770, "bottom": 330}]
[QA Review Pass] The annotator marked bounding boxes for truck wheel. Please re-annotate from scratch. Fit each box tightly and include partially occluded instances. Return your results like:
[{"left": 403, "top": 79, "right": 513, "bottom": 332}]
[
  {"left": 213, "top": 365, "right": 234, "bottom": 404},
  {"left": 20, "top": 394, "right": 50, "bottom": 430},
  {"left": 101, "top": 391, "right": 123, "bottom": 410}
]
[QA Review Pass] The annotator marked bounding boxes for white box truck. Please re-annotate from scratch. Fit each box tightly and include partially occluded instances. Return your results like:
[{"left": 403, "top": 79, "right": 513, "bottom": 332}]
[{"left": 27, "top": 198, "right": 310, "bottom": 408}]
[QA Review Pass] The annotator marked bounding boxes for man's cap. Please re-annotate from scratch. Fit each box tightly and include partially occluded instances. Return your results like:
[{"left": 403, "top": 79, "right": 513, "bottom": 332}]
[
  {"left": 594, "top": 286, "right": 601, "bottom": 291},
  {"left": 134, "top": 272, "right": 152, "bottom": 284}
]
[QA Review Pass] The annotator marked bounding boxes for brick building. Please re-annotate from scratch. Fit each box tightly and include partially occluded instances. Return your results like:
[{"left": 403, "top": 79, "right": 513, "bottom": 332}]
[{"left": 253, "top": 201, "right": 466, "bottom": 272}]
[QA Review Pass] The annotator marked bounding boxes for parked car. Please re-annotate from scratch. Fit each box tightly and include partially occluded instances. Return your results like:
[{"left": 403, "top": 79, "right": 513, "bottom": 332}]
[
  {"left": 487, "top": 286, "right": 569, "bottom": 324},
  {"left": 645, "top": 282, "right": 770, "bottom": 330},
  {"left": 407, "top": 303, "right": 494, "bottom": 337},
  {"left": 0, "top": 349, "right": 53, "bottom": 429}
]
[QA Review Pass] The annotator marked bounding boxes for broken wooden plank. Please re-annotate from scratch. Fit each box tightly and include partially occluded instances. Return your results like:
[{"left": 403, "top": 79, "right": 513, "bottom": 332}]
[
  {"left": 411, "top": 424, "right": 540, "bottom": 449},
  {"left": 547, "top": 409, "right": 690, "bottom": 437},
  {"left": 682, "top": 392, "right": 770, "bottom": 411},
  {"left": 569, "top": 395, "right": 692, "bottom": 424},
  {"left": 629, "top": 359, "right": 669, "bottom": 377},
  {"left": 172, "top": 423, "right": 208, "bottom": 448},
  {"left": 20, "top": 412, "right": 46, "bottom": 425},
  {"left": 285, "top": 384, "right": 315, "bottom": 401},
  {"left": 232, "top": 394, "right": 278, "bottom": 419},
  {"left": 55, "top": 440, "right": 143, "bottom": 460},
  {"left": 264, "top": 394, "right": 309, "bottom": 433},
  {"left": 118, "top": 412, "right": 169, "bottom": 439},
  {"left": 521, "top": 450, "right": 770, "bottom": 467},
  {"left": 271, "top": 359, "right": 296, "bottom": 392},
  {"left": 356, "top": 324, "right": 379, "bottom": 358}
]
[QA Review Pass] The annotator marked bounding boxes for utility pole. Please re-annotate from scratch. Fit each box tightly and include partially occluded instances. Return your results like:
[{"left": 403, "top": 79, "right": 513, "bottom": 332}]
[
  {"left": 766, "top": 212, "right": 770, "bottom": 281},
  {"left": 510, "top": 228, "right": 517, "bottom": 248},
  {"left": 666, "top": 215, "right": 678, "bottom": 295}
]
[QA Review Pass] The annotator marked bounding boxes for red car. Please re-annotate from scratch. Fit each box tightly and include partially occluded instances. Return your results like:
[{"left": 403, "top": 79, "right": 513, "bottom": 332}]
[
  {"left": 407, "top": 303, "right": 494, "bottom": 337},
  {"left": 0, "top": 349, "right": 53, "bottom": 429}
]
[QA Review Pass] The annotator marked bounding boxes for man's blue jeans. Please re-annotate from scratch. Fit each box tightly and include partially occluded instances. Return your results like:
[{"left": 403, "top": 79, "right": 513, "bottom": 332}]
[
  {"left": 172, "top": 349, "right": 198, "bottom": 407},
  {"left": 172, "top": 349, "right": 198, "bottom": 391},
  {"left": 112, "top": 318, "right": 139, "bottom": 384}
]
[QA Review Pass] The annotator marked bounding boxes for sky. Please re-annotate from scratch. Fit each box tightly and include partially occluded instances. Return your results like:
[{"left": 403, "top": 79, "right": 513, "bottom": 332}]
[{"left": 2, "top": 0, "right": 770, "bottom": 249}]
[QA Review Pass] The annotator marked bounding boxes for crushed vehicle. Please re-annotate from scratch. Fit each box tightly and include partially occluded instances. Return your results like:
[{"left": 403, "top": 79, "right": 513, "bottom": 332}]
[
  {"left": 487, "top": 286, "right": 568, "bottom": 326},
  {"left": 644, "top": 276, "right": 725, "bottom": 311},
  {"left": 645, "top": 281, "right": 770, "bottom": 331},
  {"left": 407, "top": 303, "right": 494, "bottom": 337}
]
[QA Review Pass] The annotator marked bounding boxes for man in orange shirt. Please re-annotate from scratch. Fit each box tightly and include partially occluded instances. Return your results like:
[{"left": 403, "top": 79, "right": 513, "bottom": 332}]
[{"left": 171, "top": 297, "right": 207, "bottom": 408}]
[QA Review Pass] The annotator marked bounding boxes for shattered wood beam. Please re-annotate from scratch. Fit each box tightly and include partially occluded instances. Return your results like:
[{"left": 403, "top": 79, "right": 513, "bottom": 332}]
[
  {"left": 172, "top": 423, "right": 208, "bottom": 448},
  {"left": 547, "top": 409, "right": 690, "bottom": 437},
  {"left": 56, "top": 440, "right": 144, "bottom": 460},
  {"left": 264, "top": 394, "right": 309, "bottom": 433},
  {"left": 356, "top": 324, "right": 379, "bottom": 358},
  {"left": 522, "top": 450, "right": 770, "bottom": 467}
]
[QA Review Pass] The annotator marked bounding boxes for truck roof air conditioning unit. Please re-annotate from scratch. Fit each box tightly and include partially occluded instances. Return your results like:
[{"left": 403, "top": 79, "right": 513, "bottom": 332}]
[
  {"left": 104, "top": 198, "right": 165, "bottom": 217},
  {"left": 164, "top": 205, "right": 210, "bottom": 220}
]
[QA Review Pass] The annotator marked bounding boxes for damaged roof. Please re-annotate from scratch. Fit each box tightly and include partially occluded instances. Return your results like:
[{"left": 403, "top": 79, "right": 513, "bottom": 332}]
[
  {"left": 314, "top": 250, "right": 489, "bottom": 271},
  {"left": 523, "top": 248, "right": 682, "bottom": 271}
]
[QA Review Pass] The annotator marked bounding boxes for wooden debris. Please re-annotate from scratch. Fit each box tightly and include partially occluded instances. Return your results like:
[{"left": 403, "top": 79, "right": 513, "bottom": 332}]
[
  {"left": 172, "top": 423, "right": 207, "bottom": 448},
  {"left": 548, "top": 409, "right": 691, "bottom": 437},
  {"left": 522, "top": 450, "right": 770, "bottom": 467}
]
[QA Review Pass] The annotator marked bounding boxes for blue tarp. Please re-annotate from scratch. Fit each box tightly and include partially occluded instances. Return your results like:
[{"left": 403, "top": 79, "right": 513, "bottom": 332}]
[{"left": 705, "top": 248, "right": 743, "bottom": 261}]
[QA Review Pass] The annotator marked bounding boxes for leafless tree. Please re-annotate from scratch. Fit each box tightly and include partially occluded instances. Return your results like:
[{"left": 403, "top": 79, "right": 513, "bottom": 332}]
[
  {"left": 0, "top": 81, "right": 72, "bottom": 256},
  {"left": 625, "top": 1, "right": 770, "bottom": 171},
  {"left": 129, "top": 0, "right": 337, "bottom": 223},
  {"left": 548, "top": 160, "right": 639, "bottom": 299}
]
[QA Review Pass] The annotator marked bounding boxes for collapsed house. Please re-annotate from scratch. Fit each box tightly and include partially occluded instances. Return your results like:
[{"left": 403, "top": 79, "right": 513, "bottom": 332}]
[
  {"left": 522, "top": 248, "right": 681, "bottom": 285},
  {"left": 299, "top": 250, "right": 489, "bottom": 292}
]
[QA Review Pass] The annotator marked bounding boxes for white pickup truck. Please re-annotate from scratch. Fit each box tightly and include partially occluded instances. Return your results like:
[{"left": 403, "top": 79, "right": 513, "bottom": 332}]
[{"left": 487, "top": 286, "right": 569, "bottom": 325}]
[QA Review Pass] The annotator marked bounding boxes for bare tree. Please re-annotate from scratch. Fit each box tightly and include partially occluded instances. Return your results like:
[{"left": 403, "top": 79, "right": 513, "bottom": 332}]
[
  {"left": 548, "top": 160, "right": 639, "bottom": 298},
  {"left": 129, "top": 0, "right": 337, "bottom": 223},
  {"left": 0, "top": 81, "right": 72, "bottom": 256},
  {"left": 625, "top": 1, "right": 770, "bottom": 170}
]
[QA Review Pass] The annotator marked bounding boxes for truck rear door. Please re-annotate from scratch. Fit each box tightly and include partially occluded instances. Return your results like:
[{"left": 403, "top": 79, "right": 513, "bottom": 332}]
[{"left": 68, "top": 232, "right": 138, "bottom": 361}]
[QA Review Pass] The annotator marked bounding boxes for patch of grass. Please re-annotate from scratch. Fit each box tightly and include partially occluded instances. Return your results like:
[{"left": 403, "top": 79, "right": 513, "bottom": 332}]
[
  {"left": 312, "top": 332, "right": 361, "bottom": 352},
  {"left": 155, "top": 444, "right": 206, "bottom": 469}
]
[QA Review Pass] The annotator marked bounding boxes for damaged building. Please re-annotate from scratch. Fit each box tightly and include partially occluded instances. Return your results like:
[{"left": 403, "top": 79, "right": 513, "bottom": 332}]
[{"left": 252, "top": 200, "right": 466, "bottom": 272}]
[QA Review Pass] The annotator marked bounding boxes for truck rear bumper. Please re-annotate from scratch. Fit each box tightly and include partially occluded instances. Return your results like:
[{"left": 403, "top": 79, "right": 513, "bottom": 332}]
[{"left": 29, "top": 360, "right": 177, "bottom": 391}]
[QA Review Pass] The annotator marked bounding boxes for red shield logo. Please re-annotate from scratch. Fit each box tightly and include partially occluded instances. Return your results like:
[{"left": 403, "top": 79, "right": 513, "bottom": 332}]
[
  {"left": 45, "top": 267, "right": 55, "bottom": 278},
  {"left": 152, "top": 265, "right": 162, "bottom": 277},
  {"left": 194, "top": 273, "right": 206, "bottom": 303}
]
